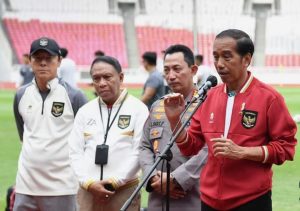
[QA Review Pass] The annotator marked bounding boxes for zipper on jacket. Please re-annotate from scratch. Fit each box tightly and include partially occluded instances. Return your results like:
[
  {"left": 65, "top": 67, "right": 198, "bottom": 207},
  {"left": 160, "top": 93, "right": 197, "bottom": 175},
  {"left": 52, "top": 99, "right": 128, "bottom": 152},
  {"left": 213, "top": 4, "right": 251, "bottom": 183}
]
[
  {"left": 41, "top": 98, "right": 45, "bottom": 115},
  {"left": 35, "top": 79, "right": 51, "bottom": 115},
  {"left": 39, "top": 87, "right": 51, "bottom": 115}
]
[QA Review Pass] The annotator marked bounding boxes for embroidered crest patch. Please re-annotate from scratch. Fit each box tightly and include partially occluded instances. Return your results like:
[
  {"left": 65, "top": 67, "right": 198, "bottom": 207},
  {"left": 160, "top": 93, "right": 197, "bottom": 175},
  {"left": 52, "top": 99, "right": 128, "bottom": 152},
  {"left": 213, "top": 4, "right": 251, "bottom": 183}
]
[
  {"left": 118, "top": 115, "right": 131, "bottom": 129},
  {"left": 51, "top": 102, "right": 64, "bottom": 117},
  {"left": 39, "top": 38, "right": 48, "bottom": 46},
  {"left": 241, "top": 110, "right": 258, "bottom": 129}
]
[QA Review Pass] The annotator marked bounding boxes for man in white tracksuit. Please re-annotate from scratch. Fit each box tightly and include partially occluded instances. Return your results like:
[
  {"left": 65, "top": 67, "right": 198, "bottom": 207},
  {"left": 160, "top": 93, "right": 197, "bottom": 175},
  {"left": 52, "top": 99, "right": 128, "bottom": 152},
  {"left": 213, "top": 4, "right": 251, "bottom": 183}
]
[
  {"left": 13, "top": 37, "right": 87, "bottom": 211},
  {"left": 69, "top": 56, "right": 149, "bottom": 211}
]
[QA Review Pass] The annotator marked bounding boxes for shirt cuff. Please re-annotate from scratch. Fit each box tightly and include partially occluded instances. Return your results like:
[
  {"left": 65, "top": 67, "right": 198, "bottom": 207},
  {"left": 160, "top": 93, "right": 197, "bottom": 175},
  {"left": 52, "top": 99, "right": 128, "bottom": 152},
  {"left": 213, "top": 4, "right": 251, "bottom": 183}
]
[
  {"left": 108, "top": 177, "right": 119, "bottom": 190},
  {"left": 262, "top": 145, "right": 269, "bottom": 163},
  {"left": 81, "top": 179, "right": 96, "bottom": 190},
  {"left": 176, "top": 132, "right": 188, "bottom": 146}
]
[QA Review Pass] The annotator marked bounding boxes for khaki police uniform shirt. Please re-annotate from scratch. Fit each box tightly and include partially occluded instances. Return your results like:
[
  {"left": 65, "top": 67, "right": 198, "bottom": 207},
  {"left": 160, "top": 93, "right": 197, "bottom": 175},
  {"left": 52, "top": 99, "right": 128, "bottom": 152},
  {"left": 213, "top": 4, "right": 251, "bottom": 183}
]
[{"left": 139, "top": 91, "right": 208, "bottom": 211}]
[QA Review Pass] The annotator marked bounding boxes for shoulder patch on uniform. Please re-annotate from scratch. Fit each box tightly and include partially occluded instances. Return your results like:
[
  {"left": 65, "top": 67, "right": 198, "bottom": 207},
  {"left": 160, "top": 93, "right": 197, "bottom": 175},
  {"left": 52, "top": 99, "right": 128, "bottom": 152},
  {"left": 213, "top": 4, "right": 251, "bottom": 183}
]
[
  {"left": 118, "top": 115, "right": 131, "bottom": 129},
  {"left": 241, "top": 110, "right": 258, "bottom": 129},
  {"left": 51, "top": 102, "right": 64, "bottom": 117}
]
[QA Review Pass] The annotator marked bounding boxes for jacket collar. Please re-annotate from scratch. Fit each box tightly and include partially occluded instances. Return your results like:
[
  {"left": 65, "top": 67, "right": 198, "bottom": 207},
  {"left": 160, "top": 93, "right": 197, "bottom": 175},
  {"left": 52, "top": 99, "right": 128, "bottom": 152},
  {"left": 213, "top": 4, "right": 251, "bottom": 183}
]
[
  {"left": 33, "top": 77, "right": 59, "bottom": 91},
  {"left": 99, "top": 88, "right": 128, "bottom": 106},
  {"left": 223, "top": 71, "right": 254, "bottom": 94}
]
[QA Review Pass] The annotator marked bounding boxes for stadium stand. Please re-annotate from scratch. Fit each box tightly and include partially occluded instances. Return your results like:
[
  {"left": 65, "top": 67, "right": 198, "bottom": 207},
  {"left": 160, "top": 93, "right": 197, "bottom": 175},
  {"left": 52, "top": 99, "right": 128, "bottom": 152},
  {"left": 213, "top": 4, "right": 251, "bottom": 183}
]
[
  {"left": 7, "top": 0, "right": 109, "bottom": 15},
  {"left": 3, "top": 0, "right": 300, "bottom": 67},
  {"left": 1, "top": 0, "right": 300, "bottom": 84},
  {"left": 3, "top": 19, "right": 127, "bottom": 66},
  {"left": 4, "top": 18, "right": 300, "bottom": 67},
  {"left": 3, "top": 18, "right": 217, "bottom": 67}
]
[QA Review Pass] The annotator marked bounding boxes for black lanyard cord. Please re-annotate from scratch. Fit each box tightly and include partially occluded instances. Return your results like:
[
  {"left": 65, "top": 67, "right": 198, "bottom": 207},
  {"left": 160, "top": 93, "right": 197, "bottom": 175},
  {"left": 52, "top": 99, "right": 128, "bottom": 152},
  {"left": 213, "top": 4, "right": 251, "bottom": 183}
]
[
  {"left": 98, "top": 92, "right": 128, "bottom": 180},
  {"left": 100, "top": 164, "right": 104, "bottom": 181},
  {"left": 99, "top": 92, "right": 128, "bottom": 144},
  {"left": 103, "top": 108, "right": 112, "bottom": 143}
]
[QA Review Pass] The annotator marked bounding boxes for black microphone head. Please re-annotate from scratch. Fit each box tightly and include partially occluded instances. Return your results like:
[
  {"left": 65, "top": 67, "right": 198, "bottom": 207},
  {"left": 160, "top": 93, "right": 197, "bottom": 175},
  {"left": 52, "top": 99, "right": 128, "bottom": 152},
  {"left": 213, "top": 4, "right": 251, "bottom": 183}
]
[{"left": 206, "top": 75, "right": 218, "bottom": 87}]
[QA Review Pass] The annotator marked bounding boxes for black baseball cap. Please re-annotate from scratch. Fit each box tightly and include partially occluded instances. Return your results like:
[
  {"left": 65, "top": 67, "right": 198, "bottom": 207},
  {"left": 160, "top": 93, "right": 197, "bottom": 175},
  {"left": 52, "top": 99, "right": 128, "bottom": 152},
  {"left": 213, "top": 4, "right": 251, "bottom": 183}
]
[{"left": 30, "top": 37, "right": 61, "bottom": 56}]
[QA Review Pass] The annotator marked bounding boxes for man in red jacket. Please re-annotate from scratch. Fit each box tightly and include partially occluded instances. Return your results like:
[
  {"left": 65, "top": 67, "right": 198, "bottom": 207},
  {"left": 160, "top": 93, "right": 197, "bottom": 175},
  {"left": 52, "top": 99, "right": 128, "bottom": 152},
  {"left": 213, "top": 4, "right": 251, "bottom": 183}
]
[{"left": 164, "top": 29, "right": 297, "bottom": 211}]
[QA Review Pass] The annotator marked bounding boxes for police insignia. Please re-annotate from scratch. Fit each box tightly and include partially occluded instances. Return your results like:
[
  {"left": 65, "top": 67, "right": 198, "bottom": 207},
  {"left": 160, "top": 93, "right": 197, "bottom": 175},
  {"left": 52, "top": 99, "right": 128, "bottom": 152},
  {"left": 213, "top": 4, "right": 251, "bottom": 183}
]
[
  {"left": 241, "top": 110, "right": 258, "bottom": 129},
  {"left": 153, "top": 113, "right": 163, "bottom": 120},
  {"left": 154, "top": 107, "right": 165, "bottom": 112},
  {"left": 51, "top": 102, "right": 64, "bottom": 117},
  {"left": 150, "top": 127, "right": 163, "bottom": 140},
  {"left": 39, "top": 38, "right": 48, "bottom": 46},
  {"left": 153, "top": 140, "right": 159, "bottom": 153},
  {"left": 118, "top": 115, "right": 131, "bottom": 129}
]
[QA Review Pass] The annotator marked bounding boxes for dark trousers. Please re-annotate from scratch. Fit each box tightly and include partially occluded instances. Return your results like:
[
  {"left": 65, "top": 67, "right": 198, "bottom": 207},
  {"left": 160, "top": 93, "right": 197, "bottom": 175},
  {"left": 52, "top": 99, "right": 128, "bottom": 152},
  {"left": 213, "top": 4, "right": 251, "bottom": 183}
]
[{"left": 202, "top": 191, "right": 272, "bottom": 211}]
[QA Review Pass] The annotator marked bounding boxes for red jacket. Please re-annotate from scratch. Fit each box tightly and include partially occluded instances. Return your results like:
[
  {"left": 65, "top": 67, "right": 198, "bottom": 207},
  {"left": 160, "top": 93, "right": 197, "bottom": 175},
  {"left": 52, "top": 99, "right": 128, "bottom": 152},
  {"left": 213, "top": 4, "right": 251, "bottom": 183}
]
[{"left": 178, "top": 73, "right": 297, "bottom": 210}]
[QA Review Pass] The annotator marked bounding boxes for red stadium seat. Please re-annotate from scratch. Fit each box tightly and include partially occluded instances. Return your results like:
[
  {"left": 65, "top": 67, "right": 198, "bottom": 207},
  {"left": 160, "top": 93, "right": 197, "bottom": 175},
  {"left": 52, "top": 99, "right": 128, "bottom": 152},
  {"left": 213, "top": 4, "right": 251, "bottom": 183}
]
[{"left": 3, "top": 18, "right": 300, "bottom": 67}]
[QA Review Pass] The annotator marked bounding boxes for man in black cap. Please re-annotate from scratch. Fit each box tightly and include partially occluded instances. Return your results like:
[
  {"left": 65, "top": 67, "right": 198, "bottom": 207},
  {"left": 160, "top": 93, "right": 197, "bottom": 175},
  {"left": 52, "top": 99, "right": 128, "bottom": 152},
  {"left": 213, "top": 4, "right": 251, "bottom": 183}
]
[{"left": 13, "top": 37, "right": 87, "bottom": 211}]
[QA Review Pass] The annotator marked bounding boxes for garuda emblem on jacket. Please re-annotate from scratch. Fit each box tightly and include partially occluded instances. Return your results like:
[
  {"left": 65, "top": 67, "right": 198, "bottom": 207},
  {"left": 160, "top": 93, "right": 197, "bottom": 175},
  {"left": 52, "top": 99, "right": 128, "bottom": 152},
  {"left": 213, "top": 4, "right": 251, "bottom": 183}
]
[
  {"left": 241, "top": 110, "right": 258, "bottom": 129},
  {"left": 118, "top": 115, "right": 131, "bottom": 129},
  {"left": 51, "top": 102, "right": 65, "bottom": 117}
]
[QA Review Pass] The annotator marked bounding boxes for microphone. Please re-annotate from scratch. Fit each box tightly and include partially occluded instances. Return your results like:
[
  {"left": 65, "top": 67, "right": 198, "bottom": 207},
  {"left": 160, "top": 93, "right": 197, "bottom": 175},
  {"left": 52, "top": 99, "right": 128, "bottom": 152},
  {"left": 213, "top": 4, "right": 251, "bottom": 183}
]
[{"left": 193, "top": 75, "right": 218, "bottom": 101}]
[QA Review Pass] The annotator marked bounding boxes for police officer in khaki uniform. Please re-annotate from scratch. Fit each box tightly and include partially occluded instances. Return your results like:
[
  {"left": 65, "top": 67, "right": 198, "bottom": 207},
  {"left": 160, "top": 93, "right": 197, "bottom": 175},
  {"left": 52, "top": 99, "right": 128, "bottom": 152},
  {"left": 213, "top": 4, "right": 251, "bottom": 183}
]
[{"left": 139, "top": 44, "right": 208, "bottom": 211}]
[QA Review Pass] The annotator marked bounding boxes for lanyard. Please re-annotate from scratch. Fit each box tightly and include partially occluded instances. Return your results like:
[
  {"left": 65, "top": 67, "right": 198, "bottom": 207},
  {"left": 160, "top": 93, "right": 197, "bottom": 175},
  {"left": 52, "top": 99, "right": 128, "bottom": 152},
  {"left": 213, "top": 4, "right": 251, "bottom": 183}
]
[
  {"left": 98, "top": 93, "right": 127, "bottom": 180},
  {"left": 98, "top": 92, "right": 128, "bottom": 144}
]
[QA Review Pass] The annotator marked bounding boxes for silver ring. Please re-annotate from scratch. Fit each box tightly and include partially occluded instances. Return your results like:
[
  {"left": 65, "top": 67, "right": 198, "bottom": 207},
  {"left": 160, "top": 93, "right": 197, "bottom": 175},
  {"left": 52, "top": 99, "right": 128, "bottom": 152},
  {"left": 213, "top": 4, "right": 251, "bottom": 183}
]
[{"left": 105, "top": 194, "right": 109, "bottom": 198}]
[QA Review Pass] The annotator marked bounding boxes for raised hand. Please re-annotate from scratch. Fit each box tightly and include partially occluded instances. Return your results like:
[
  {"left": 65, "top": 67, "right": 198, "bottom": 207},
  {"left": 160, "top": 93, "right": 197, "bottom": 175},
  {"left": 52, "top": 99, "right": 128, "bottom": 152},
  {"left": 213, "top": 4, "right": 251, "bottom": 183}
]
[{"left": 164, "top": 93, "right": 185, "bottom": 128}]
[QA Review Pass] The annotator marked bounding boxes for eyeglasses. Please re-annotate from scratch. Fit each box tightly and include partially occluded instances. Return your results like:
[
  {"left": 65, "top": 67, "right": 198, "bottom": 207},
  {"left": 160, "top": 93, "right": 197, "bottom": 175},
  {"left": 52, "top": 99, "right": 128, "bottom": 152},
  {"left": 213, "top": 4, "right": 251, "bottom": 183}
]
[{"left": 31, "top": 55, "right": 56, "bottom": 63}]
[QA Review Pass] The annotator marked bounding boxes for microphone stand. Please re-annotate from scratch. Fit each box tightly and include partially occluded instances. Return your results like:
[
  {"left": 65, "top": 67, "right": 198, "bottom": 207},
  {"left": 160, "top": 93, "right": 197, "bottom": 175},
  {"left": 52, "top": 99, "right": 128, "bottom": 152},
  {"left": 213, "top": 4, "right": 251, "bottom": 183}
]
[{"left": 120, "top": 92, "right": 209, "bottom": 211}]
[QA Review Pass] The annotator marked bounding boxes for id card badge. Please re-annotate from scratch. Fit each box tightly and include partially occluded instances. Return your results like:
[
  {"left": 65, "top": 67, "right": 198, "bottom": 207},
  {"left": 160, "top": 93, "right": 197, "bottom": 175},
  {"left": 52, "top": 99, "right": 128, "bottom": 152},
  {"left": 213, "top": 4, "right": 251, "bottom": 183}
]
[{"left": 95, "top": 144, "right": 109, "bottom": 165}]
